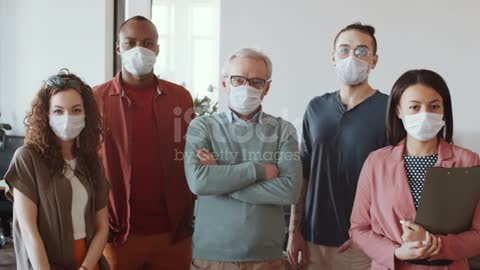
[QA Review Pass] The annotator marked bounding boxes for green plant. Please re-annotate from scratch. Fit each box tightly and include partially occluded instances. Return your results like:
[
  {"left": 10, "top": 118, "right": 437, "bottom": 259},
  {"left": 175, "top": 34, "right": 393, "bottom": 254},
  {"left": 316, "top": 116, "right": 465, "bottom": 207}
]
[
  {"left": 0, "top": 123, "right": 12, "bottom": 136},
  {"left": 193, "top": 84, "right": 219, "bottom": 116},
  {"left": 0, "top": 112, "right": 12, "bottom": 150}
]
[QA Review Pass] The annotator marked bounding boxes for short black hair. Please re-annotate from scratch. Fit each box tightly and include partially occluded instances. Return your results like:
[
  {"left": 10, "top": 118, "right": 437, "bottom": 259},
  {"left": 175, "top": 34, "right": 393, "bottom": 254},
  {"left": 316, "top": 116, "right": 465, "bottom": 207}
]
[
  {"left": 386, "top": 69, "right": 454, "bottom": 145},
  {"left": 334, "top": 22, "right": 377, "bottom": 54},
  {"left": 118, "top": 15, "right": 157, "bottom": 36}
]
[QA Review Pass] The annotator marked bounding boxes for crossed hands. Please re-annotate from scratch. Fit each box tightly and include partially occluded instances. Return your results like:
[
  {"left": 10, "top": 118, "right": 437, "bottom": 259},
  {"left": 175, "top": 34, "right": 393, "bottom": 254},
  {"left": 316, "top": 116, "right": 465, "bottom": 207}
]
[
  {"left": 287, "top": 220, "right": 443, "bottom": 270},
  {"left": 394, "top": 220, "right": 442, "bottom": 261}
]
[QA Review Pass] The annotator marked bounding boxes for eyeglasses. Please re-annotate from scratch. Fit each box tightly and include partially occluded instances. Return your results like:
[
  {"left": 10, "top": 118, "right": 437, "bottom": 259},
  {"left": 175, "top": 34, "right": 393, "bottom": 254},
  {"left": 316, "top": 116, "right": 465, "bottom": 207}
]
[
  {"left": 46, "top": 75, "right": 82, "bottom": 90},
  {"left": 229, "top": 75, "right": 269, "bottom": 90},
  {"left": 335, "top": 45, "right": 373, "bottom": 59}
]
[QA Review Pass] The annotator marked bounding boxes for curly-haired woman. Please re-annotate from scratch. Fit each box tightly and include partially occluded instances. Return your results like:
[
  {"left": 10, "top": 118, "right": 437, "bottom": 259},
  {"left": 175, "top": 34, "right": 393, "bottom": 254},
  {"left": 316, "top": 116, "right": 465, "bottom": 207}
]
[{"left": 4, "top": 70, "right": 110, "bottom": 270}]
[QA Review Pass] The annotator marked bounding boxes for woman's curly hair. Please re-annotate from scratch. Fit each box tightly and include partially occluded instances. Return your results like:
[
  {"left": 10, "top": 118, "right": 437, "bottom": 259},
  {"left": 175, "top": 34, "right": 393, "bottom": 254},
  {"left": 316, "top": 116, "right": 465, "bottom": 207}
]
[{"left": 24, "top": 69, "right": 103, "bottom": 176}]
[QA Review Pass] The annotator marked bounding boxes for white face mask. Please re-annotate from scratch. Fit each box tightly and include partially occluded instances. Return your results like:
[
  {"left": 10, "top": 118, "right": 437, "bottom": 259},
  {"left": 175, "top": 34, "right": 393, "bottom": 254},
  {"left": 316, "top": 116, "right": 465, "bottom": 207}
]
[
  {"left": 228, "top": 85, "right": 263, "bottom": 115},
  {"left": 49, "top": 114, "right": 86, "bottom": 141},
  {"left": 402, "top": 112, "right": 445, "bottom": 141},
  {"left": 334, "top": 56, "right": 369, "bottom": 86},
  {"left": 121, "top": 47, "right": 157, "bottom": 76}
]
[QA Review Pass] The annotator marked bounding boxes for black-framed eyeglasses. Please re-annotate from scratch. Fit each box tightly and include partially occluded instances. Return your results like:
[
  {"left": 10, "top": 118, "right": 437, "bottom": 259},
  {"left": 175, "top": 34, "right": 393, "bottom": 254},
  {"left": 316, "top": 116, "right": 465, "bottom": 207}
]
[
  {"left": 335, "top": 45, "right": 373, "bottom": 58},
  {"left": 46, "top": 75, "right": 82, "bottom": 90},
  {"left": 229, "top": 75, "right": 269, "bottom": 90}
]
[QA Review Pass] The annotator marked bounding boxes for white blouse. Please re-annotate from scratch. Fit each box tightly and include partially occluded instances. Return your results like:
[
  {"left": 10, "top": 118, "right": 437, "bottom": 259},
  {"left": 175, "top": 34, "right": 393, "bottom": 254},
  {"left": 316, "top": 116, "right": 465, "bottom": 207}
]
[{"left": 64, "top": 159, "right": 88, "bottom": 240}]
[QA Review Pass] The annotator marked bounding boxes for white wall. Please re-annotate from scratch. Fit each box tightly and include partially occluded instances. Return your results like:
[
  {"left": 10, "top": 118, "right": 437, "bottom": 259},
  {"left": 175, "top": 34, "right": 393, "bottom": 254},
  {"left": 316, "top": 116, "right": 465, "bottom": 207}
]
[
  {"left": 220, "top": 0, "right": 480, "bottom": 152},
  {"left": 126, "top": 0, "right": 151, "bottom": 19},
  {"left": 1, "top": 0, "right": 479, "bottom": 151},
  {"left": 0, "top": 0, "right": 114, "bottom": 135}
]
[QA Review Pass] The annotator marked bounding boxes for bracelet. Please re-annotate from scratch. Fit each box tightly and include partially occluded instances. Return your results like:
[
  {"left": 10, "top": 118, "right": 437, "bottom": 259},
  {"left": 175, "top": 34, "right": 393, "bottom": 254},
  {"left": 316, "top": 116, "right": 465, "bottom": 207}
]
[{"left": 80, "top": 266, "right": 88, "bottom": 270}]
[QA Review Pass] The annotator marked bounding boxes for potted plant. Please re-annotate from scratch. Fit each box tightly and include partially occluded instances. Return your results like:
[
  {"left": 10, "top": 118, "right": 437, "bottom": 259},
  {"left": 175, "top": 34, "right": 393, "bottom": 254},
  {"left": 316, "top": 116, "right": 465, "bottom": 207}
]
[
  {"left": 0, "top": 112, "right": 12, "bottom": 150},
  {"left": 193, "top": 84, "right": 219, "bottom": 116}
]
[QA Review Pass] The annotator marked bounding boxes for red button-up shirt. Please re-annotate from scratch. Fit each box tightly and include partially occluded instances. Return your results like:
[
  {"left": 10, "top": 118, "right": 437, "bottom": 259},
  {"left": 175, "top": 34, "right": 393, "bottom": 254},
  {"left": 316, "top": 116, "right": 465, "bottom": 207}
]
[{"left": 93, "top": 73, "right": 195, "bottom": 246}]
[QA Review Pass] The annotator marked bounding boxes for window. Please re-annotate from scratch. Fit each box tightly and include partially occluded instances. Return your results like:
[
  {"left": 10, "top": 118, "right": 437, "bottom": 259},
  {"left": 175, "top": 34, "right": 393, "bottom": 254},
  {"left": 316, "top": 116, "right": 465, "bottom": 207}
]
[{"left": 151, "top": 0, "right": 220, "bottom": 100}]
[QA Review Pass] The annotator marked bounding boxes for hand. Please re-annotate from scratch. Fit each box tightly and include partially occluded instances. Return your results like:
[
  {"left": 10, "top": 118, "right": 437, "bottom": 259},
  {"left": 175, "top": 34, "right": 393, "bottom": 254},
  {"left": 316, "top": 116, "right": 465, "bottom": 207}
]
[
  {"left": 394, "top": 232, "right": 442, "bottom": 261},
  {"left": 423, "top": 232, "right": 442, "bottom": 258},
  {"left": 337, "top": 239, "right": 352, "bottom": 254},
  {"left": 196, "top": 148, "right": 218, "bottom": 165},
  {"left": 264, "top": 164, "right": 279, "bottom": 180},
  {"left": 400, "top": 220, "right": 427, "bottom": 243},
  {"left": 287, "top": 231, "right": 309, "bottom": 270}
]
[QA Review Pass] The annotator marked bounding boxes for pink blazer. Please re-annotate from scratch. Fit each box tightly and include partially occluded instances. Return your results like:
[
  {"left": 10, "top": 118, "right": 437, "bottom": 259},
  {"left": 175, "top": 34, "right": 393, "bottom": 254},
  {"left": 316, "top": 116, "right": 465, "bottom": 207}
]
[{"left": 350, "top": 139, "right": 480, "bottom": 270}]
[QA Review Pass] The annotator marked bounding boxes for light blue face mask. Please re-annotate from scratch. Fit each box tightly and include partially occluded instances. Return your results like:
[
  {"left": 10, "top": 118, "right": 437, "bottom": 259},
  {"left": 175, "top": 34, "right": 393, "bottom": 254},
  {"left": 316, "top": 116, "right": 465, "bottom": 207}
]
[
  {"left": 121, "top": 47, "right": 157, "bottom": 76},
  {"left": 228, "top": 85, "right": 263, "bottom": 115},
  {"left": 334, "top": 56, "right": 369, "bottom": 86},
  {"left": 402, "top": 112, "right": 445, "bottom": 141},
  {"left": 49, "top": 114, "right": 86, "bottom": 141}
]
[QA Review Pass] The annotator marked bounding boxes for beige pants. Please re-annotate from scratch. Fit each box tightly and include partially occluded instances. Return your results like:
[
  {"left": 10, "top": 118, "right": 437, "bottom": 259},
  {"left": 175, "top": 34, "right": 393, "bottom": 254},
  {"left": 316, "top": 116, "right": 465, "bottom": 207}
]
[
  {"left": 191, "top": 259, "right": 286, "bottom": 270},
  {"left": 305, "top": 243, "right": 371, "bottom": 270}
]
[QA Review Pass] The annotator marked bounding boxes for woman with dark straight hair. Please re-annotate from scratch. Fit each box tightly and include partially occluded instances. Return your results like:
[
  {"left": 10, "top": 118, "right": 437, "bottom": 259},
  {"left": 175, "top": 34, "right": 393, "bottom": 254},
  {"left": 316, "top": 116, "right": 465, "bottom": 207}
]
[
  {"left": 386, "top": 69, "right": 454, "bottom": 146},
  {"left": 350, "top": 69, "right": 480, "bottom": 270}
]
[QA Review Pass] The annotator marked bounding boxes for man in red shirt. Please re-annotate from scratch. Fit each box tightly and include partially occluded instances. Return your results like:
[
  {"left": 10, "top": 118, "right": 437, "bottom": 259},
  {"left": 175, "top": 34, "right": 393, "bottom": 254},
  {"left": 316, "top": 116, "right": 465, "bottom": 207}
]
[{"left": 93, "top": 16, "right": 195, "bottom": 270}]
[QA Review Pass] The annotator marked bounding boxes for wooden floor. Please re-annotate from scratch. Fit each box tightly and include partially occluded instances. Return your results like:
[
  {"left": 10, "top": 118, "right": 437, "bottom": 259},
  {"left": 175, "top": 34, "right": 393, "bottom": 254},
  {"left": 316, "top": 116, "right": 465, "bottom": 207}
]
[{"left": 0, "top": 241, "right": 15, "bottom": 270}]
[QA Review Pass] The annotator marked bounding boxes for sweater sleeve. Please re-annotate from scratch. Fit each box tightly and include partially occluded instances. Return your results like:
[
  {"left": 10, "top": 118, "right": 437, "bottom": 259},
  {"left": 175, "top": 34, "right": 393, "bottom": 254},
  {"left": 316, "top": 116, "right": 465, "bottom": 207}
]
[
  {"left": 184, "top": 117, "right": 266, "bottom": 196},
  {"left": 228, "top": 121, "right": 302, "bottom": 205}
]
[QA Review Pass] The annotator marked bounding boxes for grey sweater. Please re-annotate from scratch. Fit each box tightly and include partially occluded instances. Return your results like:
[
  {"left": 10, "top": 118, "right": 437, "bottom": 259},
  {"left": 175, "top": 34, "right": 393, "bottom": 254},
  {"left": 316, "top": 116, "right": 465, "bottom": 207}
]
[{"left": 184, "top": 111, "right": 302, "bottom": 262}]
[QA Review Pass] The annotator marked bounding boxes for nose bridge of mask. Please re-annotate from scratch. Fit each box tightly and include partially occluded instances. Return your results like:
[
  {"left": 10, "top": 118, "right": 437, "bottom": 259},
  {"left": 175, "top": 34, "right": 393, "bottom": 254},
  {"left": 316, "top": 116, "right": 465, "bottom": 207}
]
[
  {"left": 417, "top": 113, "right": 431, "bottom": 128},
  {"left": 352, "top": 56, "right": 368, "bottom": 69},
  {"left": 232, "top": 87, "right": 254, "bottom": 107},
  {"left": 126, "top": 48, "right": 143, "bottom": 63},
  {"left": 63, "top": 114, "right": 71, "bottom": 129},
  {"left": 228, "top": 85, "right": 248, "bottom": 105},
  {"left": 404, "top": 111, "right": 424, "bottom": 124},
  {"left": 405, "top": 112, "right": 443, "bottom": 128},
  {"left": 417, "top": 112, "right": 440, "bottom": 120},
  {"left": 61, "top": 114, "right": 83, "bottom": 126},
  {"left": 52, "top": 114, "right": 69, "bottom": 130},
  {"left": 425, "top": 112, "right": 444, "bottom": 126},
  {"left": 335, "top": 56, "right": 369, "bottom": 84},
  {"left": 346, "top": 57, "right": 357, "bottom": 76},
  {"left": 233, "top": 84, "right": 261, "bottom": 96},
  {"left": 249, "top": 85, "right": 263, "bottom": 96},
  {"left": 128, "top": 46, "right": 155, "bottom": 58},
  {"left": 122, "top": 46, "right": 157, "bottom": 76}
]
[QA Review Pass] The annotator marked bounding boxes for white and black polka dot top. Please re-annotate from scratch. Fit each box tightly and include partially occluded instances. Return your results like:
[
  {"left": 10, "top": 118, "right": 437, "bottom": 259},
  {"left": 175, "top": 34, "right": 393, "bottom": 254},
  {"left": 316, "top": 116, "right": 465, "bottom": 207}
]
[{"left": 403, "top": 154, "right": 438, "bottom": 209}]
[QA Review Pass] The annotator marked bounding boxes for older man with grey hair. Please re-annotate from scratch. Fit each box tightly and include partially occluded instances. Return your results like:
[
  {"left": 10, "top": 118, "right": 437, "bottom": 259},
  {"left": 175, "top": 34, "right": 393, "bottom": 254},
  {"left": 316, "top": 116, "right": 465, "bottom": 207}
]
[{"left": 184, "top": 48, "right": 303, "bottom": 270}]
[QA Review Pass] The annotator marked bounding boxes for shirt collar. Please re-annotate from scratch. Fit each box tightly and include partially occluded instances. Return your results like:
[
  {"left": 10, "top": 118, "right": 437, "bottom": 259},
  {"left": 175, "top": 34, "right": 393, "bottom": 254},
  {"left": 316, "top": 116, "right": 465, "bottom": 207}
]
[
  {"left": 111, "top": 72, "right": 166, "bottom": 97},
  {"left": 226, "top": 107, "right": 264, "bottom": 126},
  {"left": 120, "top": 86, "right": 163, "bottom": 97},
  {"left": 391, "top": 138, "right": 454, "bottom": 163}
]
